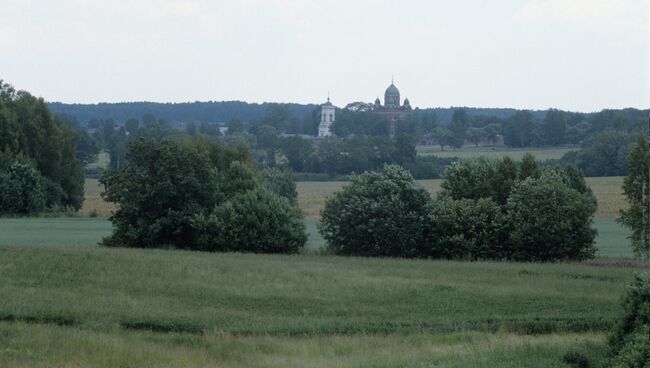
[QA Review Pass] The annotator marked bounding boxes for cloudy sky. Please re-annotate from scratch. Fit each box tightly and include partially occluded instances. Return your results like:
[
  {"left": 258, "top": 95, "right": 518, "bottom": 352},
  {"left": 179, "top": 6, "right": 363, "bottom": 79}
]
[{"left": 1, "top": 0, "right": 648, "bottom": 111}]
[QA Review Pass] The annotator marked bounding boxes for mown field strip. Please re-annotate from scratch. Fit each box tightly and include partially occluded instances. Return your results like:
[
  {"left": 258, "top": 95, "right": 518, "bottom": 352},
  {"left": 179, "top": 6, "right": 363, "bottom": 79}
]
[
  {"left": 0, "top": 217, "right": 631, "bottom": 258},
  {"left": 415, "top": 146, "right": 577, "bottom": 161}
]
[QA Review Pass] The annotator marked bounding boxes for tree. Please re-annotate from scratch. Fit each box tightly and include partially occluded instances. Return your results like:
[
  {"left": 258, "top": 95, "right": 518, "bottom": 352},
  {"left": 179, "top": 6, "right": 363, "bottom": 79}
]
[
  {"left": 440, "top": 157, "right": 495, "bottom": 200},
  {"left": 100, "top": 139, "right": 221, "bottom": 248},
  {"left": 542, "top": 109, "right": 567, "bottom": 145},
  {"left": 199, "top": 121, "right": 221, "bottom": 137},
  {"left": 519, "top": 153, "right": 540, "bottom": 180},
  {"left": 0, "top": 80, "right": 84, "bottom": 211},
  {"left": 263, "top": 168, "right": 298, "bottom": 203},
  {"left": 449, "top": 109, "right": 469, "bottom": 149},
  {"left": 506, "top": 172, "right": 597, "bottom": 261},
  {"left": 100, "top": 138, "right": 306, "bottom": 252},
  {"left": 280, "top": 136, "right": 313, "bottom": 172},
  {"left": 124, "top": 118, "right": 140, "bottom": 136},
  {"left": 185, "top": 121, "right": 197, "bottom": 136},
  {"left": 262, "top": 104, "right": 297, "bottom": 132},
  {"left": 75, "top": 129, "right": 99, "bottom": 165},
  {"left": 431, "top": 127, "right": 453, "bottom": 151},
  {"left": 205, "top": 188, "right": 306, "bottom": 254},
  {"left": 570, "top": 130, "right": 632, "bottom": 177},
  {"left": 427, "top": 197, "right": 509, "bottom": 260},
  {"left": 488, "top": 156, "right": 518, "bottom": 205},
  {"left": 606, "top": 272, "right": 650, "bottom": 368},
  {"left": 619, "top": 136, "right": 650, "bottom": 260},
  {"left": 394, "top": 133, "right": 416, "bottom": 164},
  {"left": 253, "top": 124, "right": 279, "bottom": 167},
  {"left": 504, "top": 111, "right": 537, "bottom": 147},
  {"left": 466, "top": 127, "right": 485, "bottom": 147},
  {"left": 226, "top": 118, "right": 244, "bottom": 135},
  {"left": 0, "top": 162, "right": 46, "bottom": 214},
  {"left": 319, "top": 165, "right": 433, "bottom": 257}
]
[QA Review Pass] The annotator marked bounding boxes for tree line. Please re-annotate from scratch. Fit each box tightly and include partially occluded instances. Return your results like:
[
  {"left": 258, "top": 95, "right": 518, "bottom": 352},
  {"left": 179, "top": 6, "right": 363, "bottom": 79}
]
[{"left": 0, "top": 81, "right": 84, "bottom": 214}]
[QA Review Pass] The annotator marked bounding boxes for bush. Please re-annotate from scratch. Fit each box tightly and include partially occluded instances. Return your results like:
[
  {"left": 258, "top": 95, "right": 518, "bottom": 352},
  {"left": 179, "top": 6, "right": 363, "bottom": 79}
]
[
  {"left": 440, "top": 157, "right": 495, "bottom": 200},
  {"left": 506, "top": 172, "right": 597, "bottom": 261},
  {"left": 101, "top": 140, "right": 220, "bottom": 248},
  {"left": 319, "top": 165, "right": 433, "bottom": 257},
  {"left": 427, "top": 198, "right": 509, "bottom": 260},
  {"left": 607, "top": 273, "right": 650, "bottom": 368},
  {"left": 201, "top": 188, "right": 306, "bottom": 254},
  {"left": 0, "top": 162, "right": 46, "bottom": 214},
  {"left": 101, "top": 139, "right": 306, "bottom": 253},
  {"left": 263, "top": 168, "right": 298, "bottom": 202}
]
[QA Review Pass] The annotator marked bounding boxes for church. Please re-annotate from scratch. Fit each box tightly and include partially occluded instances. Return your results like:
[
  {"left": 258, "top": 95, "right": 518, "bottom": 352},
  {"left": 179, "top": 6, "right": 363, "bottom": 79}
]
[
  {"left": 374, "top": 80, "right": 412, "bottom": 135},
  {"left": 317, "top": 80, "right": 412, "bottom": 137}
]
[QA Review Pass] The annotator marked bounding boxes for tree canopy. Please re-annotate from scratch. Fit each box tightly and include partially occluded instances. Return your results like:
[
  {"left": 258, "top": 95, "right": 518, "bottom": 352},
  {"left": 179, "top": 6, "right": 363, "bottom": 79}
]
[{"left": 0, "top": 80, "right": 84, "bottom": 212}]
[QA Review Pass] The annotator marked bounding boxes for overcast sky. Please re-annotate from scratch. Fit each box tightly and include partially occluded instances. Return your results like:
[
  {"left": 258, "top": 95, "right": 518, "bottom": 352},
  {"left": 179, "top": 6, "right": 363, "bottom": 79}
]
[{"left": 1, "top": 0, "right": 648, "bottom": 111}]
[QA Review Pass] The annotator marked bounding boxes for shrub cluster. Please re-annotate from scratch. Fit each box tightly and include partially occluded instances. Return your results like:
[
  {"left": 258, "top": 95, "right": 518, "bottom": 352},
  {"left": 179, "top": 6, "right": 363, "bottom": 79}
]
[
  {"left": 607, "top": 273, "right": 649, "bottom": 368},
  {"left": 319, "top": 165, "right": 432, "bottom": 257},
  {"left": 100, "top": 139, "right": 306, "bottom": 253},
  {"left": 0, "top": 162, "right": 46, "bottom": 214},
  {"left": 320, "top": 156, "right": 597, "bottom": 261}
]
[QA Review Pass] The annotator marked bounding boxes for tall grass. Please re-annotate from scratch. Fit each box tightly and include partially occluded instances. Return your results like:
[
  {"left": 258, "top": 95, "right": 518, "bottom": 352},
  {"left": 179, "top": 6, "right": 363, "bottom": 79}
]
[{"left": 0, "top": 245, "right": 633, "bottom": 367}]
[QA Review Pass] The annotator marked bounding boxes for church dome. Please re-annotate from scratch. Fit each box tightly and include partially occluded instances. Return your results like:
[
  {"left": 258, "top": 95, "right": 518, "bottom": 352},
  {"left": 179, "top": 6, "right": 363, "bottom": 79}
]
[{"left": 385, "top": 83, "right": 400, "bottom": 97}]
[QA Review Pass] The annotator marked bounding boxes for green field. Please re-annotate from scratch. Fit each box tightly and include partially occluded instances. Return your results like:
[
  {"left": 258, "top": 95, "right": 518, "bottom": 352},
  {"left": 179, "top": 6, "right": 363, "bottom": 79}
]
[
  {"left": 0, "top": 245, "right": 637, "bottom": 367},
  {"left": 416, "top": 146, "right": 577, "bottom": 161},
  {"left": 0, "top": 174, "right": 640, "bottom": 366},
  {"left": 0, "top": 217, "right": 633, "bottom": 258}
]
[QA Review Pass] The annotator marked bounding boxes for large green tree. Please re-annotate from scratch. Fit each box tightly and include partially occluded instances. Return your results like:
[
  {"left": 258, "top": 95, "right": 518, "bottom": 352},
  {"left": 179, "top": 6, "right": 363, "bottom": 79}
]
[
  {"left": 0, "top": 80, "right": 84, "bottom": 211},
  {"left": 619, "top": 136, "right": 650, "bottom": 260},
  {"left": 319, "top": 165, "right": 433, "bottom": 257},
  {"left": 101, "top": 138, "right": 306, "bottom": 253}
]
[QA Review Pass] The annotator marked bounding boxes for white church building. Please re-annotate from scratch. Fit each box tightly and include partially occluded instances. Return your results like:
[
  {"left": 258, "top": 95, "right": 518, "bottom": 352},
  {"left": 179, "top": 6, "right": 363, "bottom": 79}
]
[{"left": 318, "top": 97, "right": 335, "bottom": 137}]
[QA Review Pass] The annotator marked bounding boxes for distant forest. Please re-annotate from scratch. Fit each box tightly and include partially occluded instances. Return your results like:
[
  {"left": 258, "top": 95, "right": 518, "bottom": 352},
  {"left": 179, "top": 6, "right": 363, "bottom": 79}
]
[
  {"left": 48, "top": 101, "right": 545, "bottom": 126},
  {"left": 48, "top": 101, "right": 318, "bottom": 126},
  {"left": 47, "top": 96, "right": 648, "bottom": 179}
]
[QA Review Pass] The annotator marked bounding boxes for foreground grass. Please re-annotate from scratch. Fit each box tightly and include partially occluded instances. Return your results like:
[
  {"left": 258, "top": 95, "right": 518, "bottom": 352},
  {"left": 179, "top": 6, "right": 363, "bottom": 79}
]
[
  {"left": 0, "top": 245, "right": 631, "bottom": 367},
  {"left": 0, "top": 246, "right": 635, "bottom": 336},
  {"left": 0, "top": 323, "right": 609, "bottom": 368}
]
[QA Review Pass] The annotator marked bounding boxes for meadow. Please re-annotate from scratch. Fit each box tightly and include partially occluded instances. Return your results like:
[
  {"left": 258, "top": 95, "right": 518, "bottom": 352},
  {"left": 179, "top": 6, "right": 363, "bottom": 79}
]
[
  {"left": 416, "top": 145, "right": 577, "bottom": 161},
  {"left": 0, "top": 245, "right": 638, "bottom": 367},
  {"left": 0, "top": 174, "right": 639, "bottom": 367}
]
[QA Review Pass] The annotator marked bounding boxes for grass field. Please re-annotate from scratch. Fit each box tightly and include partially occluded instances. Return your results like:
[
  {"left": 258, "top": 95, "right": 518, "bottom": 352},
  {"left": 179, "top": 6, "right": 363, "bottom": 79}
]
[
  {"left": 0, "top": 216, "right": 632, "bottom": 258},
  {"left": 0, "top": 245, "right": 637, "bottom": 367},
  {"left": 295, "top": 177, "right": 627, "bottom": 220},
  {"left": 0, "top": 174, "right": 638, "bottom": 366},
  {"left": 416, "top": 146, "right": 577, "bottom": 161}
]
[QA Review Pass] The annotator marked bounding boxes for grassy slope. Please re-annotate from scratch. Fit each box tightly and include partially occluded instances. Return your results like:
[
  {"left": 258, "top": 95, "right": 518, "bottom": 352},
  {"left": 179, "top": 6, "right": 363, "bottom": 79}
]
[
  {"left": 0, "top": 245, "right": 633, "bottom": 367},
  {"left": 1, "top": 171, "right": 633, "bottom": 366}
]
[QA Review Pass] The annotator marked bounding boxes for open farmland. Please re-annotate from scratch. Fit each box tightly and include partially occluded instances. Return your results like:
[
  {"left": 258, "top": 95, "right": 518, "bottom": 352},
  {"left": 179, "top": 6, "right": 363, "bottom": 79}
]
[
  {"left": 0, "top": 245, "right": 638, "bottom": 367},
  {"left": 295, "top": 177, "right": 627, "bottom": 221},
  {"left": 0, "top": 174, "right": 637, "bottom": 366},
  {"left": 42, "top": 176, "right": 634, "bottom": 258},
  {"left": 416, "top": 146, "right": 577, "bottom": 161}
]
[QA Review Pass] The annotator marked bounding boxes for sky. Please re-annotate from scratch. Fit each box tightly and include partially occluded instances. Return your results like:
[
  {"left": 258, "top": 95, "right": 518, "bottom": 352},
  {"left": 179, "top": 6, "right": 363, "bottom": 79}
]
[{"left": 1, "top": 0, "right": 648, "bottom": 112}]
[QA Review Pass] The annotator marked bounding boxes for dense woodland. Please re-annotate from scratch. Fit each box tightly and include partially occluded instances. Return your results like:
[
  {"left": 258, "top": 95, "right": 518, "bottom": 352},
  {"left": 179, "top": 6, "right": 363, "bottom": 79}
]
[{"left": 67, "top": 98, "right": 647, "bottom": 179}]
